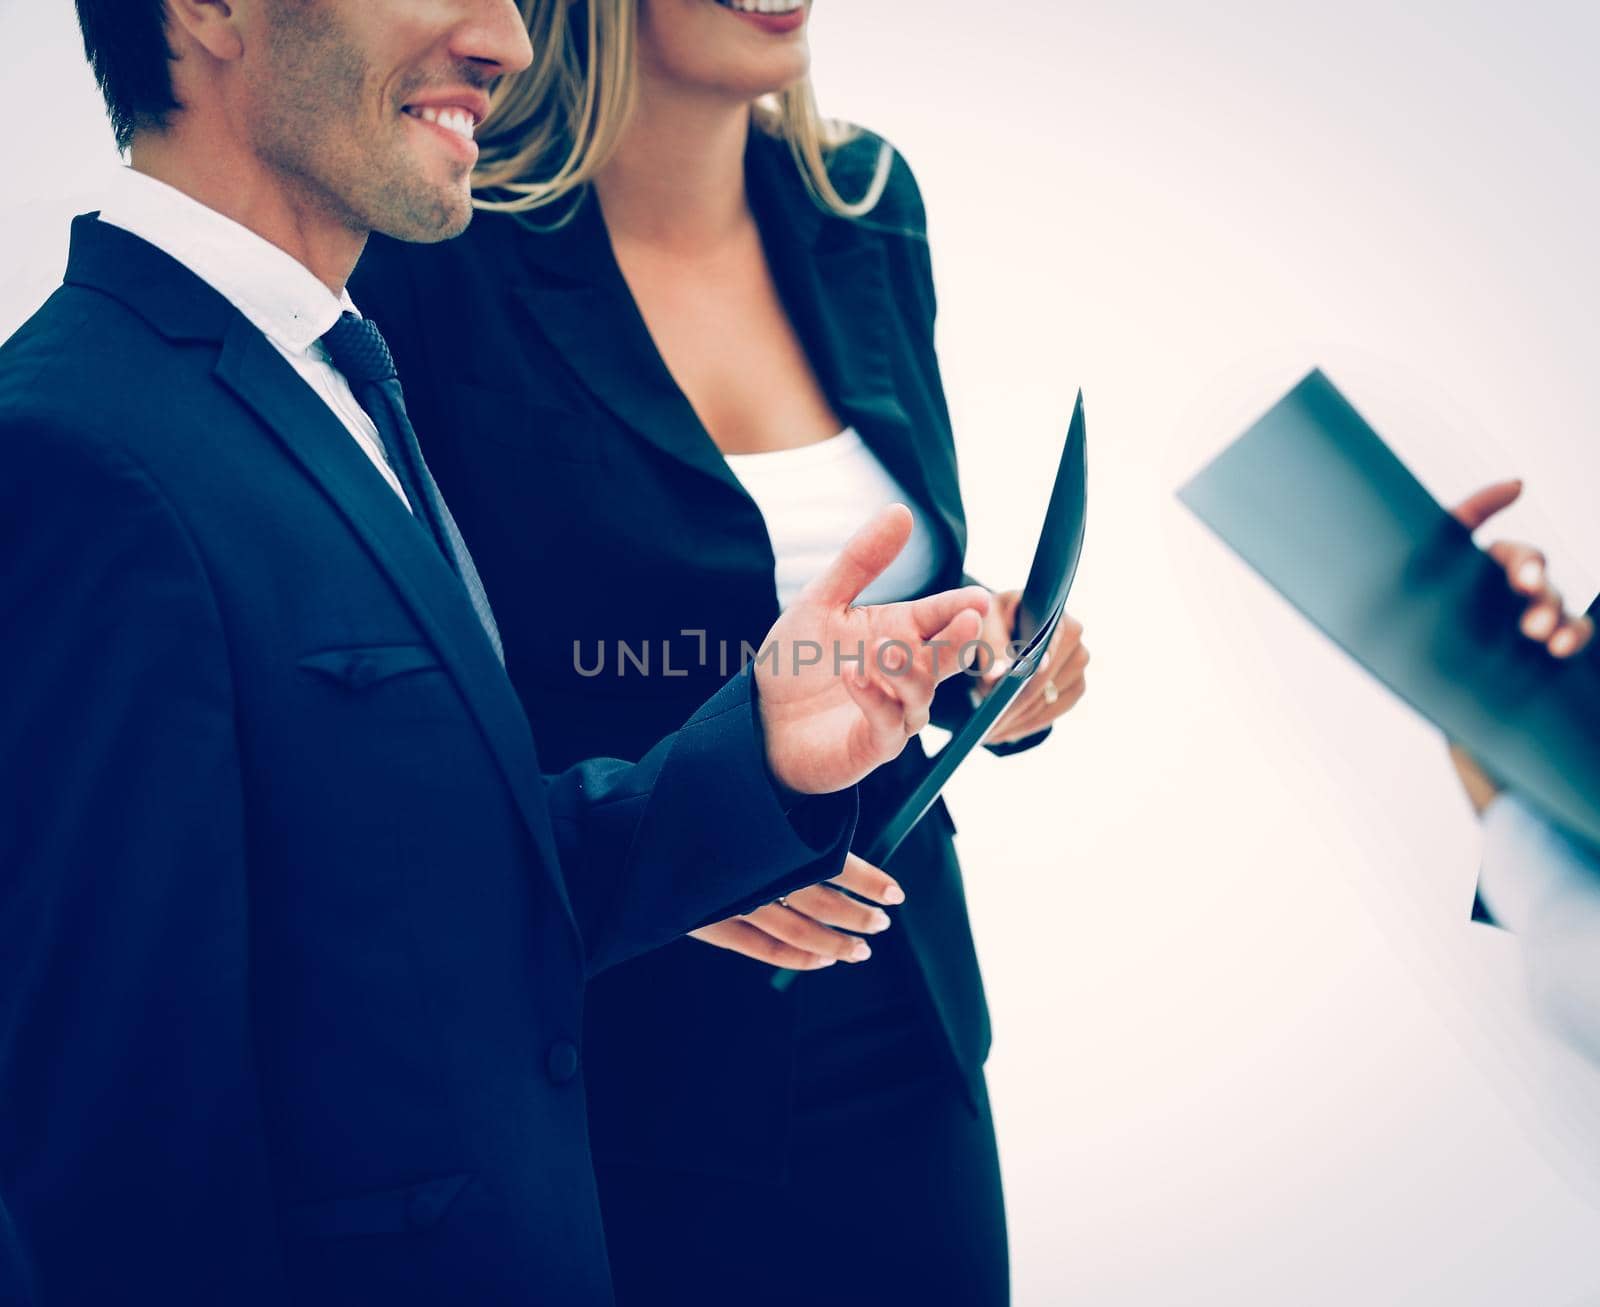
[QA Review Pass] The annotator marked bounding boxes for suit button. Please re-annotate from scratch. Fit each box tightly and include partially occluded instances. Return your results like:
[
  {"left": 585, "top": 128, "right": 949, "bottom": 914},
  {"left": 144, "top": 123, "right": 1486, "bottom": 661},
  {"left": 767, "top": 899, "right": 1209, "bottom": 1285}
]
[{"left": 546, "top": 1040, "right": 580, "bottom": 1085}]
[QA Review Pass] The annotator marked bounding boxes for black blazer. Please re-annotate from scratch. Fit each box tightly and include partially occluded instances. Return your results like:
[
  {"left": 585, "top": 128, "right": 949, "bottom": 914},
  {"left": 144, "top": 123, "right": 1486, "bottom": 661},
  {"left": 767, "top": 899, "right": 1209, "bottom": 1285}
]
[
  {"left": 0, "top": 217, "right": 855, "bottom": 1306},
  {"left": 353, "top": 127, "right": 1046, "bottom": 1182}
]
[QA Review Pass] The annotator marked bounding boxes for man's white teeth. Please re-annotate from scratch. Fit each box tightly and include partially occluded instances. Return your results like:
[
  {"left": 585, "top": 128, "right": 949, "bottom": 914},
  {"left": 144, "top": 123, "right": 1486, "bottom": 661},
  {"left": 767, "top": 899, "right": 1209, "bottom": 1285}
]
[
  {"left": 410, "top": 106, "right": 475, "bottom": 142},
  {"left": 719, "top": 0, "right": 804, "bottom": 14}
]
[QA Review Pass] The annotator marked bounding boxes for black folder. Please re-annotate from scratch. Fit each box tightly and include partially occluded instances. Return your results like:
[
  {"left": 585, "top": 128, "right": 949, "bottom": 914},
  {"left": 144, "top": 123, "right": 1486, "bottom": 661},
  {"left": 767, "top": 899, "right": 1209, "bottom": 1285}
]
[
  {"left": 771, "top": 392, "right": 1089, "bottom": 989},
  {"left": 1179, "top": 370, "right": 1600, "bottom": 850}
]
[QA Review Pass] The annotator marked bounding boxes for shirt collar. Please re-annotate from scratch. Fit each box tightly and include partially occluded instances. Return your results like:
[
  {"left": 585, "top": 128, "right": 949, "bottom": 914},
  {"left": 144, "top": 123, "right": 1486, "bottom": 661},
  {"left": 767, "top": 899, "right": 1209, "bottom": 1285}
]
[{"left": 96, "top": 166, "right": 358, "bottom": 355}]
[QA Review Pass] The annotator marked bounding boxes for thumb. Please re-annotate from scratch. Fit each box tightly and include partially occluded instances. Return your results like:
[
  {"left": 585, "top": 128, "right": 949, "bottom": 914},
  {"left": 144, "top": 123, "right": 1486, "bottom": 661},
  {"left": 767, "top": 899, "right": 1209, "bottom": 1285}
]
[
  {"left": 799, "top": 504, "right": 914, "bottom": 609},
  {"left": 1451, "top": 479, "right": 1523, "bottom": 531}
]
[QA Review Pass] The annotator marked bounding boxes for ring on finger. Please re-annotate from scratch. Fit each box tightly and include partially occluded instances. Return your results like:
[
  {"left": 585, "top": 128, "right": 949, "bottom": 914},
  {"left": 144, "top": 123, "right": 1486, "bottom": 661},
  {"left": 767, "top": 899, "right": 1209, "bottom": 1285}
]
[{"left": 1041, "top": 679, "right": 1059, "bottom": 705}]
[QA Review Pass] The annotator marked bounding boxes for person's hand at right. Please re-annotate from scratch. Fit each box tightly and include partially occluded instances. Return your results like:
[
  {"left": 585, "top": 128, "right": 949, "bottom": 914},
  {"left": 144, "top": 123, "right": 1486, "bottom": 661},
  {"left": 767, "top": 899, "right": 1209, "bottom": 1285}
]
[
  {"left": 1446, "top": 479, "right": 1595, "bottom": 814},
  {"left": 1451, "top": 479, "right": 1595, "bottom": 658}
]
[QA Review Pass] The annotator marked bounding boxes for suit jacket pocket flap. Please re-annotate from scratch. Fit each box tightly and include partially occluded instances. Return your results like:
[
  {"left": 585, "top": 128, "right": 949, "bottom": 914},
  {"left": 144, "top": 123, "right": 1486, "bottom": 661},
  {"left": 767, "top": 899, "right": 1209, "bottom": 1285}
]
[
  {"left": 298, "top": 643, "right": 442, "bottom": 690},
  {"left": 285, "top": 1173, "right": 472, "bottom": 1238}
]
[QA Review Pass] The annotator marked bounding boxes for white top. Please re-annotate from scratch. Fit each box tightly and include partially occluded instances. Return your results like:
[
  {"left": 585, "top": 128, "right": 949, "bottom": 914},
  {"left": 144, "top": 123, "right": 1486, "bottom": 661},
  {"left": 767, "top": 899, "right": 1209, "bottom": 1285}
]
[
  {"left": 1481, "top": 793, "right": 1600, "bottom": 1065},
  {"left": 723, "top": 427, "right": 942, "bottom": 610},
  {"left": 96, "top": 167, "right": 411, "bottom": 510}
]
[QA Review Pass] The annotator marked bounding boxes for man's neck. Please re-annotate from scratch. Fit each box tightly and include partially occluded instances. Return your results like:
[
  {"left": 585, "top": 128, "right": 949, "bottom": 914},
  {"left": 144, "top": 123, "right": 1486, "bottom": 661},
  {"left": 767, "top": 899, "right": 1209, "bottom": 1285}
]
[
  {"left": 129, "top": 129, "right": 366, "bottom": 297},
  {"left": 593, "top": 80, "right": 754, "bottom": 256}
]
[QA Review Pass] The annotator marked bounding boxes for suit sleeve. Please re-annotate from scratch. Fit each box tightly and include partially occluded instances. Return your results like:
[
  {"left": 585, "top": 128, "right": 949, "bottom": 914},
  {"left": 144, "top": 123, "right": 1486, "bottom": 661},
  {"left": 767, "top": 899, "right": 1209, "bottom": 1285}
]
[
  {"left": 0, "top": 422, "right": 287, "bottom": 1304},
  {"left": 541, "top": 669, "right": 858, "bottom": 976}
]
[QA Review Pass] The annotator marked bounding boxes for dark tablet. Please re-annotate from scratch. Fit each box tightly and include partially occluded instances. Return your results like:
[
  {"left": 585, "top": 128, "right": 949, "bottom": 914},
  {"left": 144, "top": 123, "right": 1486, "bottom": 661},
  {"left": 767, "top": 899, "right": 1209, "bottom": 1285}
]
[
  {"left": 772, "top": 393, "right": 1088, "bottom": 989},
  {"left": 863, "top": 390, "right": 1089, "bottom": 864}
]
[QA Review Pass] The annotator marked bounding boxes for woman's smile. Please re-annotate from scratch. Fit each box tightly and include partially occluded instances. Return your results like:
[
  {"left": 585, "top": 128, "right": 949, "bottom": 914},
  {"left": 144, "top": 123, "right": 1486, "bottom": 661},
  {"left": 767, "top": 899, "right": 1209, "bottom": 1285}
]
[{"left": 710, "top": 0, "right": 808, "bottom": 35}]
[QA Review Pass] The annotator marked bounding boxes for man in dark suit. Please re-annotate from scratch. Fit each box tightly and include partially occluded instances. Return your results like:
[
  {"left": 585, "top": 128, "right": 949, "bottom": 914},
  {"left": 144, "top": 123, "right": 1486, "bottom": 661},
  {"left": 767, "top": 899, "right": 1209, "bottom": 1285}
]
[{"left": 0, "top": 2, "right": 989, "bottom": 1303}]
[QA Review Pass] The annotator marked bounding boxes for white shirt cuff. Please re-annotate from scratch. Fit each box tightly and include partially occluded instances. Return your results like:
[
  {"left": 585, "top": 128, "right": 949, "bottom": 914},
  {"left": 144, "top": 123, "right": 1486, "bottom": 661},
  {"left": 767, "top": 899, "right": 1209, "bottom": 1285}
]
[{"left": 1479, "top": 793, "right": 1600, "bottom": 935}]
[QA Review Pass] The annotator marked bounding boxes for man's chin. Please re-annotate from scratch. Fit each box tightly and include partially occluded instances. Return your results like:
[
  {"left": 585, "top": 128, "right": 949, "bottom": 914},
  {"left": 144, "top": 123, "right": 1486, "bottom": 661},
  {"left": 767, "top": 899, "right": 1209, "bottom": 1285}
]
[{"left": 373, "top": 181, "right": 475, "bottom": 245}]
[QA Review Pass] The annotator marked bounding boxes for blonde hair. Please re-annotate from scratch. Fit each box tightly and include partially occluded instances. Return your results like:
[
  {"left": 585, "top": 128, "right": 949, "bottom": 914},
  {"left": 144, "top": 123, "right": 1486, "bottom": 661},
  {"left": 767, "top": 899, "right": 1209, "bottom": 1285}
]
[{"left": 472, "top": 0, "right": 891, "bottom": 220}]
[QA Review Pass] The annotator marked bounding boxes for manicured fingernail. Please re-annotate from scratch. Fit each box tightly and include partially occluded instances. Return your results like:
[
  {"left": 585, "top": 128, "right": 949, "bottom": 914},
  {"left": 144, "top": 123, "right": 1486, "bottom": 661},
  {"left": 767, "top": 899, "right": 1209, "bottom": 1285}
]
[
  {"left": 868, "top": 911, "right": 892, "bottom": 933},
  {"left": 817, "top": 957, "right": 838, "bottom": 968},
  {"left": 1518, "top": 560, "right": 1543, "bottom": 589},
  {"left": 983, "top": 657, "right": 1012, "bottom": 683},
  {"left": 849, "top": 939, "right": 872, "bottom": 962},
  {"left": 1524, "top": 609, "right": 1556, "bottom": 639},
  {"left": 882, "top": 885, "right": 906, "bottom": 905},
  {"left": 1551, "top": 629, "right": 1577, "bottom": 656}
]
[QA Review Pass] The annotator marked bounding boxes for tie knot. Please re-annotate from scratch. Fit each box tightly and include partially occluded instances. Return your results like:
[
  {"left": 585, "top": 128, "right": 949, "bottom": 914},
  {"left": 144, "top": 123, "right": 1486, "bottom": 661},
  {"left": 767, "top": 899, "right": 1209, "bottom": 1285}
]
[{"left": 321, "top": 311, "right": 397, "bottom": 385}]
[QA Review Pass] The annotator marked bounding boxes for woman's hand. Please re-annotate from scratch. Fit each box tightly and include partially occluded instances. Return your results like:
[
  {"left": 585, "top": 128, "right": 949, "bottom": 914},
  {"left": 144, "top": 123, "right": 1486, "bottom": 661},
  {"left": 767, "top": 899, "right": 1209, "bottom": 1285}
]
[
  {"left": 972, "top": 589, "right": 1090, "bottom": 746},
  {"left": 688, "top": 855, "right": 904, "bottom": 971}
]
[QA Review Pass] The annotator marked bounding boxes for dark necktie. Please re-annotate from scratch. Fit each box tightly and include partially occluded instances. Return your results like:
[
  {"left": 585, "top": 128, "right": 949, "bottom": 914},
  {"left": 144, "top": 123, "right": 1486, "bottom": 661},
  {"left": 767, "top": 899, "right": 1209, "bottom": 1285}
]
[{"left": 320, "top": 312, "right": 504, "bottom": 663}]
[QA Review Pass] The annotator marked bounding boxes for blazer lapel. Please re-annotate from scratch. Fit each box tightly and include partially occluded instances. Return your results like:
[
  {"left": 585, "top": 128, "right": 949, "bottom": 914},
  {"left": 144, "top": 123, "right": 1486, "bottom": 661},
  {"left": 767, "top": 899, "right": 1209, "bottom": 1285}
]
[
  {"left": 746, "top": 138, "right": 967, "bottom": 572},
  {"left": 505, "top": 132, "right": 969, "bottom": 575},
  {"left": 509, "top": 199, "right": 750, "bottom": 499}
]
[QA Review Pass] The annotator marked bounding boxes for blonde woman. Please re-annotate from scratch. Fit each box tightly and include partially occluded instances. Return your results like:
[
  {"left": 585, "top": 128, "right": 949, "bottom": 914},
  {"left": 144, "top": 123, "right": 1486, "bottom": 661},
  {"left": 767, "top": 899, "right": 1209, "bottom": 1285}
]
[{"left": 352, "top": 1, "right": 1088, "bottom": 1301}]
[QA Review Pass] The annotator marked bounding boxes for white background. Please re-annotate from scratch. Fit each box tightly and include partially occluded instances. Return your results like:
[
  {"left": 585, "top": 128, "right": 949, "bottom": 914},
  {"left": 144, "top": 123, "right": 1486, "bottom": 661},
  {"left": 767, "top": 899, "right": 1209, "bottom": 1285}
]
[{"left": 4, "top": 2, "right": 1599, "bottom": 1303}]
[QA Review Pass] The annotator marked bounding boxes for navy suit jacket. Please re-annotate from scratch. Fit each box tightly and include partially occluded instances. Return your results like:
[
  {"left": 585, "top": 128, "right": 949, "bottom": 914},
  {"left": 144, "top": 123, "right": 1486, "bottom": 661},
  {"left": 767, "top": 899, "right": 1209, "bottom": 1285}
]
[{"left": 0, "top": 217, "right": 855, "bottom": 1306}]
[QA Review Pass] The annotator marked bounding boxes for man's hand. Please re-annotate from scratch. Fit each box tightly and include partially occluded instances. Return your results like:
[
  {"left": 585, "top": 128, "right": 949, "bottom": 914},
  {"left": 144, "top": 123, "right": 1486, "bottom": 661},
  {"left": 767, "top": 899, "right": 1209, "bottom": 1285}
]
[
  {"left": 1446, "top": 478, "right": 1594, "bottom": 815},
  {"left": 1452, "top": 479, "right": 1595, "bottom": 658},
  {"left": 689, "top": 855, "right": 904, "bottom": 970},
  {"left": 758, "top": 505, "right": 990, "bottom": 795},
  {"left": 970, "top": 589, "right": 1089, "bottom": 745}
]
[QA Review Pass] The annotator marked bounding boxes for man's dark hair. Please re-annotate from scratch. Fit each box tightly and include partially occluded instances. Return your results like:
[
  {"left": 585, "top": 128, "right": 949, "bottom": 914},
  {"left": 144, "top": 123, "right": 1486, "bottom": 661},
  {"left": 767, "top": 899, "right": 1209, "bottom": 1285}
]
[{"left": 75, "top": 0, "right": 182, "bottom": 151}]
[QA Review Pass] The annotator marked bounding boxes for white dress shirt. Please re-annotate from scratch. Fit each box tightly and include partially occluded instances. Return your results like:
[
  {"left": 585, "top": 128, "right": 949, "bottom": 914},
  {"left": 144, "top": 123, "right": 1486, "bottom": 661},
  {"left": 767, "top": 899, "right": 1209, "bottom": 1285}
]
[
  {"left": 723, "top": 427, "right": 943, "bottom": 610},
  {"left": 96, "top": 167, "right": 411, "bottom": 510},
  {"left": 1481, "top": 793, "right": 1600, "bottom": 1065}
]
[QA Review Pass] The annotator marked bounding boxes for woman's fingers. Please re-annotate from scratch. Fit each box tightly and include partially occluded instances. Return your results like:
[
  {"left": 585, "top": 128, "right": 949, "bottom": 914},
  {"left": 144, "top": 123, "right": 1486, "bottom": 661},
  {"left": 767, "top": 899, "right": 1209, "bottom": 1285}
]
[
  {"left": 689, "top": 858, "right": 907, "bottom": 970},
  {"left": 688, "top": 919, "right": 838, "bottom": 971},
  {"left": 989, "top": 672, "right": 1086, "bottom": 743},
  {"left": 743, "top": 903, "right": 873, "bottom": 963},
  {"left": 783, "top": 883, "right": 893, "bottom": 935},
  {"left": 986, "top": 631, "right": 1090, "bottom": 742},
  {"left": 829, "top": 853, "right": 905, "bottom": 906}
]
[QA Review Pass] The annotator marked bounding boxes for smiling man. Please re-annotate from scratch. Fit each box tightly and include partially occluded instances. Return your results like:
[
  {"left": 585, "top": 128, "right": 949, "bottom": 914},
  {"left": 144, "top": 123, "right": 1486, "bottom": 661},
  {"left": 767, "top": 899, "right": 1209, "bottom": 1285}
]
[{"left": 0, "top": 2, "right": 989, "bottom": 1304}]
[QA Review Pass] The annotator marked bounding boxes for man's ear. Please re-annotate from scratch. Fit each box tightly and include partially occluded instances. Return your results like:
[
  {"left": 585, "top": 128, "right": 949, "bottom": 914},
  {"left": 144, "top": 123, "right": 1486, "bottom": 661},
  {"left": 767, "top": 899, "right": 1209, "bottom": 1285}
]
[{"left": 165, "top": 0, "right": 247, "bottom": 62}]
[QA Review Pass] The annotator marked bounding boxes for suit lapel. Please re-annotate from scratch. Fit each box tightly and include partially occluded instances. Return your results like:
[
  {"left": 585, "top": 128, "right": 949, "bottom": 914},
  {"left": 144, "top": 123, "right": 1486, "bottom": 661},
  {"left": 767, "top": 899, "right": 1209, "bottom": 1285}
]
[
  {"left": 66, "top": 217, "right": 578, "bottom": 928},
  {"left": 212, "top": 321, "right": 579, "bottom": 927}
]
